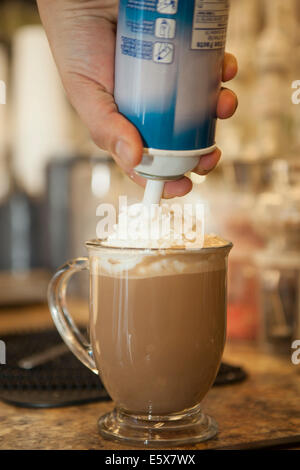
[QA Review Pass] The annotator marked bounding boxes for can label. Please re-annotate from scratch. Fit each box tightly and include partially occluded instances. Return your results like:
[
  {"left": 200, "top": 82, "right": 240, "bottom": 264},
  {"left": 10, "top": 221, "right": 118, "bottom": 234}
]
[
  {"left": 115, "top": 0, "right": 229, "bottom": 152},
  {"left": 191, "top": 0, "right": 229, "bottom": 50}
]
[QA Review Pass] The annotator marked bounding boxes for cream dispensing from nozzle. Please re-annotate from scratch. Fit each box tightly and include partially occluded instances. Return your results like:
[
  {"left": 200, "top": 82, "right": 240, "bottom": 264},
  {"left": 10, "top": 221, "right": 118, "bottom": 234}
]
[{"left": 114, "top": 0, "right": 230, "bottom": 206}]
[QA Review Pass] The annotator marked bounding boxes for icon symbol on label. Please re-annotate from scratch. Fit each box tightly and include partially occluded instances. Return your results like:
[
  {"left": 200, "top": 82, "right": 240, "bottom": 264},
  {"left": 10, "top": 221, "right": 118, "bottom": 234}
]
[
  {"left": 153, "top": 42, "right": 174, "bottom": 64},
  {"left": 157, "top": 0, "right": 178, "bottom": 15},
  {"left": 155, "top": 18, "right": 176, "bottom": 39}
]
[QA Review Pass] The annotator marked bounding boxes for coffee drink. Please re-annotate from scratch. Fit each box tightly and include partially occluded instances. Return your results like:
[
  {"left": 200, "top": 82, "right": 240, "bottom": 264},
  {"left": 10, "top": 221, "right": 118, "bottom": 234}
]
[
  {"left": 89, "top": 236, "right": 230, "bottom": 416},
  {"left": 49, "top": 194, "right": 232, "bottom": 444}
]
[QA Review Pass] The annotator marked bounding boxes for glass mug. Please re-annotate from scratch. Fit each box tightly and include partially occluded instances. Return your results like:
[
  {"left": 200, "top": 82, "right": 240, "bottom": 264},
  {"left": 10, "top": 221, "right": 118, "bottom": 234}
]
[{"left": 48, "top": 239, "right": 232, "bottom": 446}]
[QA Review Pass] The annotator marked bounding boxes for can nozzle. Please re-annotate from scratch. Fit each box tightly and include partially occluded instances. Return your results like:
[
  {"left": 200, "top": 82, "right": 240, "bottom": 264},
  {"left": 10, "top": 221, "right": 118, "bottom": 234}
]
[{"left": 143, "top": 180, "right": 165, "bottom": 206}]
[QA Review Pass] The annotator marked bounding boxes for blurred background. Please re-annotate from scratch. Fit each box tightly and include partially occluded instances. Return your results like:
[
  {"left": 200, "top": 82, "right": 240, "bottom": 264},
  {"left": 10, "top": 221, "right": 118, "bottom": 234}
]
[{"left": 0, "top": 0, "right": 299, "bottom": 354}]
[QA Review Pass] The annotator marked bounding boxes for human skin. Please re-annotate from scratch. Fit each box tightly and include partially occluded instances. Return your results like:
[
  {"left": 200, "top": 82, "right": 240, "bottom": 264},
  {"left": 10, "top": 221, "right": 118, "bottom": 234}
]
[{"left": 37, "top": 0, "right": 238, "bottom": 198}]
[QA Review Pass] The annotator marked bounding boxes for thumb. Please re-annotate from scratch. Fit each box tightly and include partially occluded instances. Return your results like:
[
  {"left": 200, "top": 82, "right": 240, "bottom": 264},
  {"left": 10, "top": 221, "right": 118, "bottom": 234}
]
[{"left": 63, "top": 73, "right": 143, "bottom": 169}]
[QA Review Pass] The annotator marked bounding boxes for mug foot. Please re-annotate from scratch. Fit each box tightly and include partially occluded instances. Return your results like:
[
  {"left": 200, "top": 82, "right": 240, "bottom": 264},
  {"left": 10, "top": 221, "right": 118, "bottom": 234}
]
[{"left": 98, "top": 405, "right": 218, "bottom": 446}]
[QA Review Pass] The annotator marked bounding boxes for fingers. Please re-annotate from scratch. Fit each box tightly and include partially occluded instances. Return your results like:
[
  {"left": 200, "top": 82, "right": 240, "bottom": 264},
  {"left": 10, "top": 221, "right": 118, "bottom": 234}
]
[
  {"left": 163, "top": 177, "right": 193, "bottom": 198},
  {"left": 36, "top": 2, "right": 143, "bottom": 170},
  {"left": 64, "top": 73, "right": 144, "bottom": 169},
  {"left": 217, "top": 53, "right": 238, "bottom": 119},
  {"left": 217, "top": 87, "right": 238, "bottom": 119},
  {"left": 193, "top": 148, "right": 222, "bottom": 175},
  {"left": 127, "top": 170, "right": 193, "bottom": 199},
  {"left": 222, "top": 52, "right": 238, "bottom": 82},
  {"left": 68, "top": 73, "right": 193, "bottom": 197}
]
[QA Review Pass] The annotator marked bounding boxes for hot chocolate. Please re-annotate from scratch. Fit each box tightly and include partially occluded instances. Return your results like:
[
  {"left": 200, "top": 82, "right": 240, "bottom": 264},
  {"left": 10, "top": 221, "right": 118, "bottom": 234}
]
[
  {"left": 49, "top": 229, "right": 232, "bottom": 444},
  {"left": 89, "top": 236, "right": 230, "bottom": 415}
]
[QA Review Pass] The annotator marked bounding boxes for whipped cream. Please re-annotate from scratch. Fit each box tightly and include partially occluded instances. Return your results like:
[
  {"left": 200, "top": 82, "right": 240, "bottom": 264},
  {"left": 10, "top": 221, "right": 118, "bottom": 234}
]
[
  {"left": 90, "top": 235, "right": 231, "bottom": 279},
  {"left": 102, "top": 202, "right": 204, "bottom": 250}
]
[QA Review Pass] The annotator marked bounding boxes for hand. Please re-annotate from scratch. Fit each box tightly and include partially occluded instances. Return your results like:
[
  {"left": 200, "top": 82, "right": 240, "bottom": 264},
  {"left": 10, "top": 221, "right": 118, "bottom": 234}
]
[{"left": 37, "top": 0, "right": 238, "bottom": 198}]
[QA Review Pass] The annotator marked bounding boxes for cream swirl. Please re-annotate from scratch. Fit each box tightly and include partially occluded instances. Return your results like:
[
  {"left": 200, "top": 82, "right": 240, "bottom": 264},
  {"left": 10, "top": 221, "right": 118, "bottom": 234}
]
[{"left": 102, "top": 202, "right": 205, "bottom": 249}]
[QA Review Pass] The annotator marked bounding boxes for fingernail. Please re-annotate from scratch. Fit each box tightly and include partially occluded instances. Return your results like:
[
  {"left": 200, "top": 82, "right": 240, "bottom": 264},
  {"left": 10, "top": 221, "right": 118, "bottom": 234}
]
[
  {"left": 127, "top": 169, "right": 137, "bottom": 180},
  {"left": 115, "top": 139, "right": 134, "bottom": 167},
  {"left": 198, "top": 168, "right": 210, "bottom": 174}
]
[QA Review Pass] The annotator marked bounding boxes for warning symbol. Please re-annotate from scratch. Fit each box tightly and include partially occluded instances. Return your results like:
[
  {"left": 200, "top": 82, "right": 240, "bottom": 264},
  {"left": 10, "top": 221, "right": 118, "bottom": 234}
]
[
  {"left": 153, "top": 42, "right": 174, "bottom": 64},
  {"left": 157, "top": 0, "right": 178, "bottom": 15},
  {"left": 155, "top": 18, "right": 176, "bottom": 39}
]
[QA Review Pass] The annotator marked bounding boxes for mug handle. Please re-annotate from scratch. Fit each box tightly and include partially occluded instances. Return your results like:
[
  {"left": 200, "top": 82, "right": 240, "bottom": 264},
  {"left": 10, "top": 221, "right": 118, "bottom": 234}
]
[{"left": 48, "top": 257, "right": 98, "bottom": 374}]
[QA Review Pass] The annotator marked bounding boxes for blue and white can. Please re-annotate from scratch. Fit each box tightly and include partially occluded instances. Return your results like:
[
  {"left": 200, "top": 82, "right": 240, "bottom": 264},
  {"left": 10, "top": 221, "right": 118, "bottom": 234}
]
[{"left": 115, "top": 0, "right": 230, "bottom": 178}]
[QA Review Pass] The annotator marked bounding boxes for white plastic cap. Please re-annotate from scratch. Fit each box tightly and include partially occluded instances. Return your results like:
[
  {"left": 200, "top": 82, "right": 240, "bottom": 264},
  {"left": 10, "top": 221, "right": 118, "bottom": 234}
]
[
  {"left": 135, "top": 145, "right": 216, "bottom": 180},
  {"left": 143, "top": 180, "right": 165, "bottom": 206}
]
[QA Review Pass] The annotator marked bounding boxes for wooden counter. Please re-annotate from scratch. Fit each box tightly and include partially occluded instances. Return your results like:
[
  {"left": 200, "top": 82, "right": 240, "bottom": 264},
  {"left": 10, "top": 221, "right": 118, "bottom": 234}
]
[{"left": 0, "top": 303, "right": 299, "bottom": 450}]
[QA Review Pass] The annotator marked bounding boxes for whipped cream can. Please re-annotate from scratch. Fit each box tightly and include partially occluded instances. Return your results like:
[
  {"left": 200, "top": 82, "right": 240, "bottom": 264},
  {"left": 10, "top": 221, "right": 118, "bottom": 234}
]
[{"left": 115, "top": 0, "right": 230, "bottom": 155}]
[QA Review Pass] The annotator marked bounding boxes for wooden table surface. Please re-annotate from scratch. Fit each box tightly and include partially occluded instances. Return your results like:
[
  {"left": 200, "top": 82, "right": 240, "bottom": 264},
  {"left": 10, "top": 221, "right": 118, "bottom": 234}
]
[{"left": 0, "top": 303, "right": 300, "bottom": 450}]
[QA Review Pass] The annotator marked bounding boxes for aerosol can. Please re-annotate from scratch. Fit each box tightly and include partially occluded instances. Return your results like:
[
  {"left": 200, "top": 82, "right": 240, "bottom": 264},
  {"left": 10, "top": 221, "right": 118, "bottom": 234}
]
[{"left": 115, "top": 0, "right": 230, "bottom": 203}]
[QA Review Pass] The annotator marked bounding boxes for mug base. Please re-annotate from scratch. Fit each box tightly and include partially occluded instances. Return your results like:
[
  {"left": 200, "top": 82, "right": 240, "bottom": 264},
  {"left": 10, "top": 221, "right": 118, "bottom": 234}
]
[{"left": 98, "top": 405, "right": 218, "bottom": 447}]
